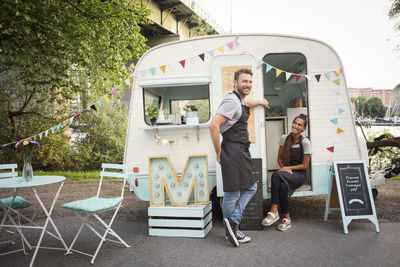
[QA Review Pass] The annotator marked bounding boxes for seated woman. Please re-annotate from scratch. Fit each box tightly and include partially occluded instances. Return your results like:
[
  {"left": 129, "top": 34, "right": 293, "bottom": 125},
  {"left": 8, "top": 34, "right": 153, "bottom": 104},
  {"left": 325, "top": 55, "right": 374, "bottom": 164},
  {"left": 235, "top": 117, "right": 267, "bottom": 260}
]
[{"left": 262, "top": 114, "right": 311, "bottom": 231}]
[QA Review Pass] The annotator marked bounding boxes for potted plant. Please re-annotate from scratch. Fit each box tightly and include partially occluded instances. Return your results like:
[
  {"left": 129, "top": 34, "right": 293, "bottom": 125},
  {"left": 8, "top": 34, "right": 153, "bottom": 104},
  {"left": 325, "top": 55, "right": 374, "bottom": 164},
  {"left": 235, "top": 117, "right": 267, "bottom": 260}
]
[
  {"left": 146, "top": 104, "right": 159, "bottom": 125},
  {"left": 183, "top": 103, "right": 199, "bottom": 125}
]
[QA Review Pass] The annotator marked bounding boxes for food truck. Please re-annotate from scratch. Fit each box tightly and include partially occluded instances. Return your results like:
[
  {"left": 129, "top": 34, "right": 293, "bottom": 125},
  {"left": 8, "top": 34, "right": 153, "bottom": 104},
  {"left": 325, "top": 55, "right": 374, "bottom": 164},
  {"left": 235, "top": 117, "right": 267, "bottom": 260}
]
[{"left": 123, "top": 34, "right": 383, "bottom": 212}]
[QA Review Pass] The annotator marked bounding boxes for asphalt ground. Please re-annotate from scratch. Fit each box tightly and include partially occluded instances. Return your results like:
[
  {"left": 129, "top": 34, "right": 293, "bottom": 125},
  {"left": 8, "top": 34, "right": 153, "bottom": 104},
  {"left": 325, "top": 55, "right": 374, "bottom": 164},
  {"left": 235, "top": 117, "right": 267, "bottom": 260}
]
[{"left": 1, "top": 215, "right": 399, "bottom": 267}]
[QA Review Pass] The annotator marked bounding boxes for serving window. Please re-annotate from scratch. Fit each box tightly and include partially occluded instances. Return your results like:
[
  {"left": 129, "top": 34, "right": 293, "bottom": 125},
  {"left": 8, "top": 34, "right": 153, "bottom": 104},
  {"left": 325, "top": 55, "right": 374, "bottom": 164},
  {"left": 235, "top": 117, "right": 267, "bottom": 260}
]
[{"left": 143, "top": 84, "right": 210, "bottom": 126}]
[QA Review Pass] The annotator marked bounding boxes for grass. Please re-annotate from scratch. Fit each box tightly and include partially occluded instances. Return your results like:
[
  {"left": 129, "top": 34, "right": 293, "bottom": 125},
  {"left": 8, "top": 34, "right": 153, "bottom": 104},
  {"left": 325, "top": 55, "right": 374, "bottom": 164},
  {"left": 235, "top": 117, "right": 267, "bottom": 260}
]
[{"left": 389, "top": 176, "right": 400, "bottom": 180}]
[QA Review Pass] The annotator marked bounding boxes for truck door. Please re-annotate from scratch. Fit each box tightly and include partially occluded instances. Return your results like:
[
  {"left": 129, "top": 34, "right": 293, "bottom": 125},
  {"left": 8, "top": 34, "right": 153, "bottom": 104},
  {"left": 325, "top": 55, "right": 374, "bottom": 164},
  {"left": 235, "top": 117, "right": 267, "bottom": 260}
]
[{"left": 210, "top": 55, "right": 263, "bottom": 196}]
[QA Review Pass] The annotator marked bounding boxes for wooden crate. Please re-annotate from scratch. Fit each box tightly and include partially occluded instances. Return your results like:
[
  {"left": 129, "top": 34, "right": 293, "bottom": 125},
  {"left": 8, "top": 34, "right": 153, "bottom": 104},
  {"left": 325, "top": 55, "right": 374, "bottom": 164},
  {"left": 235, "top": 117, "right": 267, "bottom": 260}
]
[{"left": 148, "top": 203, "right": 212, "bottom": 238}]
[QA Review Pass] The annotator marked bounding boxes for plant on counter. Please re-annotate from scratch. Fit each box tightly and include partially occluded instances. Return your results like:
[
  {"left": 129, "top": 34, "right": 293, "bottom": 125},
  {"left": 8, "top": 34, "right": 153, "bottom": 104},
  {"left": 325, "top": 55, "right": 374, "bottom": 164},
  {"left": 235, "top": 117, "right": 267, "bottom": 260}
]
[
  {"left": 183, "top": 103, "right": 198, "bottom": 112},
  {"left": 15, "top": 139, "right": 40, "bottom": 181}
]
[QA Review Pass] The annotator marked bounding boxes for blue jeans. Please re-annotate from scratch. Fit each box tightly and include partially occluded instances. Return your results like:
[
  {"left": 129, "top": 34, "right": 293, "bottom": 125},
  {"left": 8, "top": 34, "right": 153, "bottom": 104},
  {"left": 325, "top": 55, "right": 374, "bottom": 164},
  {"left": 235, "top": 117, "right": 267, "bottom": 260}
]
[{"left": 222, "top": 182, "right": 257, "bottom": 225}]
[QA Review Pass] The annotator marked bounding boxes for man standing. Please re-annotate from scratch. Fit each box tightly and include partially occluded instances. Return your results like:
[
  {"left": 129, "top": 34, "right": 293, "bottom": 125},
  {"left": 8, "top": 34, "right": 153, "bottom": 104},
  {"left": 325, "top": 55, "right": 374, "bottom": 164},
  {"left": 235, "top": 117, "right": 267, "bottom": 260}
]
[{"left": 209, "top": 68, "right": 269, "bottom": 247}]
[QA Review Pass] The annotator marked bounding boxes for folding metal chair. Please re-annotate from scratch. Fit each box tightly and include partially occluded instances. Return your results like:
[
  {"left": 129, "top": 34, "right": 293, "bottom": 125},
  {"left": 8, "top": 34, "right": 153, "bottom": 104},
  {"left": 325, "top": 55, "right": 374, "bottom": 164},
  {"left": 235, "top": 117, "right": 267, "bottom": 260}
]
[
  {"left": 61, "top": 163, "right": 131, "bottom": 264},
  {"left": 0, "top": 163, "right": 33, "bottom": 255}
]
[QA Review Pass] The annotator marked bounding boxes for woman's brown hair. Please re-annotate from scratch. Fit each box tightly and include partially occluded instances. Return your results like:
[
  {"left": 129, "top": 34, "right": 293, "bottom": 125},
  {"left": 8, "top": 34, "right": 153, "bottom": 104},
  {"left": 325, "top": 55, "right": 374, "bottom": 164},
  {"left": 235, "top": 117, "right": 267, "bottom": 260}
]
[{"left": 281, "top": 114, "right": 308, "bottom": 166}]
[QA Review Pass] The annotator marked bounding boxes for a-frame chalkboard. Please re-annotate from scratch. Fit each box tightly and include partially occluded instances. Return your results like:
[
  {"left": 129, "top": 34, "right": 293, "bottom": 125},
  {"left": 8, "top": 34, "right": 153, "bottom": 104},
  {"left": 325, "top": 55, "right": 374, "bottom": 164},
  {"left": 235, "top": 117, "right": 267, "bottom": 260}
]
[{"left": 324, "top": 160, "right": 380, "bottom": 234}]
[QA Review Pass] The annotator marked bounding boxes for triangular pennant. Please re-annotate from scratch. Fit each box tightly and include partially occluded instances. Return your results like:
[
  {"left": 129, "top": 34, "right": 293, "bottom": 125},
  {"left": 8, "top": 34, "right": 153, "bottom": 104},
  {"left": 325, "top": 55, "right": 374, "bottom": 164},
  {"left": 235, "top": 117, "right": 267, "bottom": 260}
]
[
  {"left": 104, "top": 95, "right": 109, "bottom": 102},
  {"left": 189, "top": 57, "right": 195, "bottom": 65},
  {"left": 150, "top": 67, "right": 156, "bottom": 75},
  {"left": 338, "top": 108, "right": 345, "bottom": 114},
  {"left": 265, "top": 64, "right": 273, "bottom": 73},
  {"left": 285, "top": 72, "right": 292, "bottom": 81},
  {"left": 315, "top": 74, "right": 321, "bottom": 82},
  {"left": 276, "top": 69, "right": 282, "bottom": 78},
  {"left": 111, "top": 89, "right": 116, "bottom": 97},
  {"left": 51, "top": 127, "right": 55, "bottom": 134},
  {"left": 139, "top": 70, "right": 146, "bottom": 77},
  {"left": 340, "top": 68, "right": 343, "bottom": 74},
  {"left": 295, "top": 75, "right": 301, "bottom": 82},
  {"left": 97, "top": 99, "right": 102, "bottom": 108},
  {"left": 124, "top": 78, "right": 130, "bottom": 86},
  {"left": 334, "top": 68, "right": 341, "bottom": 76},
  {"left": 208, "top": 50, "right": 214, "bottom": 57},
  {"left": 333, "top": 78, "right": 340, "bottom": 85},
  {"left": 324, "top": 72, "right": 331, "bottom": 80},
  {"left": 218, "top": 46, "right": 224, "bottom": 54},
  {"left": 257, "top": 59, "right": 263, "bottom": 68},
  {"left": 90, "top": 104, "right": 97, "bottom": 111},
  {"left": 45, "top": 130, "right": 49, "bottom": 137},
  {"left": 326, "top": 146, "right": 335, "bottom": 153},
  {"left": 305, "top": 74, "right": 312, "bottom": 80},
  {"left": 63, "top": 120, "right": 68, "bottom": 126},
  {"left": 335, "top": 137, "right": 342, "bottom": 144},
  {"left": 33, "top": 136, "right": 37, "bottom": 141},
  {"left": 338, "top": 97, "right": 346, "bottom": 105},
  {"left": 227, "top": 41, "right": 234, "bottom": 49},
  {"left": 76, "top": 113, "right": 80, "bottom": 120},
  {"left": 56, "top": 124, "right": 61, "bottom": 131},
  {"left": 337, "top": 128, "right": 344, "bottom": 134},
  {"left": 179, "top": 60, "right": 186, "bottom": 68},
  {"left": 198, "top": 53, "right": 205, "bottom": 61},
  {"left": 160, "top": 65, "right": 166, "bottom": 73},
  {"left": 330, "top": 118, "right": 338, "bottom": 125},
  {"left": 39, "top": 132, "right": 43, "bottom": 140}
]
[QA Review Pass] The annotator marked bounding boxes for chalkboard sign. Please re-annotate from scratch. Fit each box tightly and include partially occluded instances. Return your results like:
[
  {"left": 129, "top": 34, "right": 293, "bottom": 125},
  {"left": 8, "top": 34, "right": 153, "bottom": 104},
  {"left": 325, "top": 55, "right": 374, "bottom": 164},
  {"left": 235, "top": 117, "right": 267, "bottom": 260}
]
[
  {"left": 336, "top": 163, "right": 372, "bottom": 216},
  {"left": 324, "top": 160, "right": 379, "bottom": 234}
]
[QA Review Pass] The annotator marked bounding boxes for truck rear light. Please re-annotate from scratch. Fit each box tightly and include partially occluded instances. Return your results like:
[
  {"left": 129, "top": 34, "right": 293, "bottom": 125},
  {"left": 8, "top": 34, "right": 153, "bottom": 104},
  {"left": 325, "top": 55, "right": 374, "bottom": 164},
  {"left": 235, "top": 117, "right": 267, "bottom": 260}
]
[
  {"left": 135, "top": 178, "right": 139, "bottom": 187},
  {"left": 133, "top": 167, "right": 139, "bottom": 173}
]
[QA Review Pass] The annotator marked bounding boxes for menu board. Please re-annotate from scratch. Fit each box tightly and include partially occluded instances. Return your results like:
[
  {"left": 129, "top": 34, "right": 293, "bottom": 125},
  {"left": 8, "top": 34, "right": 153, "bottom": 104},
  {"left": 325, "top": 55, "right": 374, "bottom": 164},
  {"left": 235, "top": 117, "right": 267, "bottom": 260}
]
[
  {"left": 336, "top": 163, "right": 373, "bottom": 216},
  {"left": 221, "top": 65, "right": 255, "bottom": 143}
]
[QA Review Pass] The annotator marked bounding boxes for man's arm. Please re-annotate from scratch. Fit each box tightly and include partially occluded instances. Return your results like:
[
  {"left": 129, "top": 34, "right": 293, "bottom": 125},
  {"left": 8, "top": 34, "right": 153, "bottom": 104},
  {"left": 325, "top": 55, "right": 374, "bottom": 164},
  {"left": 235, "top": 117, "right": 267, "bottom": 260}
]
[
  {"left": 245, "top": 98, "right": 270, "bottom": 108},
  {"left": 209, "top": 114, "right": 228, "bottom": 164}
]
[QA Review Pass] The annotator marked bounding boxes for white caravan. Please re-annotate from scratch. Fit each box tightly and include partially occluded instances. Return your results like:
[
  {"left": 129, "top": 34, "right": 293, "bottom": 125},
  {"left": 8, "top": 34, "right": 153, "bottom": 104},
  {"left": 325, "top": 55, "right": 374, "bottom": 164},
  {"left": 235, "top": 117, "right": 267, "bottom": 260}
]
[{"left": 124, "top": 34, "right": 375, "bottom": 209}]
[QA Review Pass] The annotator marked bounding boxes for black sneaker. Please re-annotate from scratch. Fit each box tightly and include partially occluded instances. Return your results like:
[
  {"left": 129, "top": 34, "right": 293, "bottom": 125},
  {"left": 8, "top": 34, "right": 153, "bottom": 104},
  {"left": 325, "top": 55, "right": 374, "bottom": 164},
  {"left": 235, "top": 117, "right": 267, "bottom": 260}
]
[
  {"left": 235, "top": 227, "right": 251, "bottom": 243},
  {"left": 223, "top": 218, "right": 239, "bottom": 247}
]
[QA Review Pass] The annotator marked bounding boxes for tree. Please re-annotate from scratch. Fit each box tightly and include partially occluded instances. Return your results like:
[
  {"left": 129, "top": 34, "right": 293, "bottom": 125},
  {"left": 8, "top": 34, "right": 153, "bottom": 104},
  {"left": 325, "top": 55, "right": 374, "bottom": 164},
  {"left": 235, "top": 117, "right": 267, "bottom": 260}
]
[
  {"left": 364, "top": 97, "right": 387, "bottom": 118},
  {"left": 0, "top": 0, "right": 150, "bottom": 145},
  {"left": 351, "top": 96, "right": 368, "bottom": 116}
]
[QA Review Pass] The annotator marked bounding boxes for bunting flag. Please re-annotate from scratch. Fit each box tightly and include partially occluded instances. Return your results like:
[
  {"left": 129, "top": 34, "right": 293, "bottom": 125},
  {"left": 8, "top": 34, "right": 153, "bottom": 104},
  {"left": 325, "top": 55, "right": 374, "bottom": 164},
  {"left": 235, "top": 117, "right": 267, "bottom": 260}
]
[
  {"left": 97, "top": 99, "right": 102, "bottom": 108},
  {"left": 305, "top": 74, "right": 312, "bottom": 80},
  {"left": 285, "top": 72, "right": 292, "bottom": 81},
  {"left": 315, "top": 74, "right": 321, "bottom": 82},
  {"left": 337, "top": 128, "right": 344, "bottom": 134},
  {"left": 198, "top": 53, "right": 205, "bottom": 61},
  {"left": 90, "top": 104, "right": 97, "bottom": 111},
  {"left": 139, "top": 70, "right": 146, "bottom": 77},
  {"left": 257, "top": 59, "right": 263, "bottom": 68},
  {"left": 208, "top": 50, "right": 214, "bottom": 57},
  {"left": 45, "top": 130, "right": 49, "bottom": 137},
  {"left": 338, "top": 108, "right": 345, "bottom": 114},
  {"left": 104, "top": 95, "right": 109, "bottom": 102},
  {"left": 124, "top": 78, "right": 130, "bottom": 86},
  {"left": 227, "top": 41, "right": 234, "bottom": 49},
  {"left": 276, "top": 69, "right": 282, "bottom": 78},
  {"left": 295, "top": 75, "right": 301, "bottom": 82},
  {"left": 330, "top": 118, "right": 338, "bottom": 125},
  {"left": 76, "top": 113, "right": 80, "bottom": 120},
  {"left": 63, "top": 120, "right": 68, "bottom": 126},
  {"left": 326, "top": 146, "right": 335, "bottom": 153},
  {"left": 334, "top": 69, "right": 341, "bottom": 76},
  {"left": 111, "top": 89, "right": 116, "bottom": 97},
  {"left": 324, "top": 72, "right": 331, "bottom": 80},
  {"left": 265, "top": 64, "right": 273, "bottom": 73},
  {"left": 160, "top": 65, "right": 166, "bottom": 73},
  {"left": 217, "top": 46, "right": 224, "bottom": 54},
  {"left": 333, "top": 78, "right": 340, "bottom": 85},
  {"left": 150, "top": 67, "right": 156, "bottom": 76},
  {"left": 189, "top": 57, "right": 195, "bottom": 65},
  {"left": 56, "top": 124, "right": 61, "bottom": 131},
  {"left": 338, "top": 97, "right": 346, "bottom": 105},
  {"left": 39, "top": 132, "right": 43, "bottom": 140},
  {"left": 333, "top": 88, "right": 341, "bottom": 95},
  {"left": 51, "top": 127, "right": 55, "bottom": 134},
  {"left": 179, "top": 60, "right": 186, "bottom": 68}
]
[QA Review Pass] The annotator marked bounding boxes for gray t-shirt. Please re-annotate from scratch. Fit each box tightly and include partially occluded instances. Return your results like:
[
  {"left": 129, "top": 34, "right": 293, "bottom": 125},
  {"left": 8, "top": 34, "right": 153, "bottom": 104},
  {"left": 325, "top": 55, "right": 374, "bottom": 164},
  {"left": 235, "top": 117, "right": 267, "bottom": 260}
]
[
  {"left": 216, "top": 92, "right": 245, "bottom": 134},
  {"left": 280, "top": 134, "right": 312, "bottom": 154}
]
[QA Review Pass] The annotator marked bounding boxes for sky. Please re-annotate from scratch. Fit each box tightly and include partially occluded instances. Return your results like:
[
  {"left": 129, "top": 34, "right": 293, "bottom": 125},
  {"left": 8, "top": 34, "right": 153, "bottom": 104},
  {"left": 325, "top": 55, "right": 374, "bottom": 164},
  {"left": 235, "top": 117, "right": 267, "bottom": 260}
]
[{"left": 195, "top": 0, "right": 400, "bottom": 89}]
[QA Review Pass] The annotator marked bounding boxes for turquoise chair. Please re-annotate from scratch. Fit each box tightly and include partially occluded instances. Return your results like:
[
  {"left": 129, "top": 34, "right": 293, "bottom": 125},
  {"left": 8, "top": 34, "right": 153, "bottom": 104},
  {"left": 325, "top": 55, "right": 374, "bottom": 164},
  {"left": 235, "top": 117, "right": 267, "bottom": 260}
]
[
  {"left": 0, "top": 163, "right": 33, "bottom": 255},
  {"left": 61, "top": 163, "right": 131, "bottom": 264}
]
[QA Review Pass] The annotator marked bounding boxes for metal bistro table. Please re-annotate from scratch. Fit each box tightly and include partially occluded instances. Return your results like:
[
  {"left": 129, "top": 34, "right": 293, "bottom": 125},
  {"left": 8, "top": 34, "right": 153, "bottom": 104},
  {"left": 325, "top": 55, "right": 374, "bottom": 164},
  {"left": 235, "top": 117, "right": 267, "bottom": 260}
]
[{"left": 0, "top": 176, "right": 68, "bottom": 267}]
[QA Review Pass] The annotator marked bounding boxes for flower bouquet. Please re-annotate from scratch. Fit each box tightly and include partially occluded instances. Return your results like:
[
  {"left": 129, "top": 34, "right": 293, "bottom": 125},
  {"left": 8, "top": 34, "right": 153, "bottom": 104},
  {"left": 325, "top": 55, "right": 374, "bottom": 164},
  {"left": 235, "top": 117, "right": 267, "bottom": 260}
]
[
  {"left": 15, "top": 139, "right": 40, "bottom": 182},
  {"left": 183, "top": 103, "right": 199, "bottom": 125}
]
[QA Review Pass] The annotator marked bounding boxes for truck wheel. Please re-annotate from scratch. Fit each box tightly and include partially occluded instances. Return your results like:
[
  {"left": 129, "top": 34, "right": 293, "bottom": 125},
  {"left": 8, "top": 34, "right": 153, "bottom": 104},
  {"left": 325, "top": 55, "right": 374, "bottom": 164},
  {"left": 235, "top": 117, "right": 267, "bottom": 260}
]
[
  {"left": 211, "top": 187, "right": 223, "bottom": 220},
  {"left": 372, "top": 188, "right": 378, "bottom": 200}
]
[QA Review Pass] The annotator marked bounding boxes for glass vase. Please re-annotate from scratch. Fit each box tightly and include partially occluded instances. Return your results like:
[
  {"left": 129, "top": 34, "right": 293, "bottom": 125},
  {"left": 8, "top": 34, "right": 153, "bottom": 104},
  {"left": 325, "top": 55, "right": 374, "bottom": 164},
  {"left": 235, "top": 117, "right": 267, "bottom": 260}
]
[{"left": 22, "top": 154, "right": 33, "bottom": 182}]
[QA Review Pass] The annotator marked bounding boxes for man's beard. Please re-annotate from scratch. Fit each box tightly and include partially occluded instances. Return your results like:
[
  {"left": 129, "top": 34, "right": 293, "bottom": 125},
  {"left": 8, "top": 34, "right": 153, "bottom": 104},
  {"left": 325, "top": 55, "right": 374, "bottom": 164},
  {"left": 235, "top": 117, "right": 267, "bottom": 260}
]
[{"left": 237, "top": 85, "right": 250, "bottom": 96}]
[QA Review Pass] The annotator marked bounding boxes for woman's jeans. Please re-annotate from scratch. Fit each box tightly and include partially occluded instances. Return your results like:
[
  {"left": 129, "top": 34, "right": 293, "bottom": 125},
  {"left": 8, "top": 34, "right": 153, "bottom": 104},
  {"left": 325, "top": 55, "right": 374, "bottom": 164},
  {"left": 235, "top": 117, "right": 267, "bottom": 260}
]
[{"left": 222, "top": 182, "right": 257, "bottom": 225}]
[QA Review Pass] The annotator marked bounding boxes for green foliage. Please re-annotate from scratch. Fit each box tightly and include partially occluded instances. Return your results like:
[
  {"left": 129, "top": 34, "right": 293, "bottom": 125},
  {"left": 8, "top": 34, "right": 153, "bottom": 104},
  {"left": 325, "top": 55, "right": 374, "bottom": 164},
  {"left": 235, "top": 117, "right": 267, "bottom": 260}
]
[
  {"left": 0, "top": 0, "right": 150, "bottom": 142},
  {"left": 368, "top": 130, "right": 400, "bottom": 173},
  {"left": 36, "top": 134, "right": 75, "bottom": 171},
  {"left": 189, "top": 14, "right": 218, "bottom": 36},
  {"left": 32, "top": 170, "right": 100, "bottom": 180},
  {"left": 145, "top": 104, "right": 159, "bottom": 120},
  {"left": 351, "top": 96, "right": 386, "bottom": 118}
]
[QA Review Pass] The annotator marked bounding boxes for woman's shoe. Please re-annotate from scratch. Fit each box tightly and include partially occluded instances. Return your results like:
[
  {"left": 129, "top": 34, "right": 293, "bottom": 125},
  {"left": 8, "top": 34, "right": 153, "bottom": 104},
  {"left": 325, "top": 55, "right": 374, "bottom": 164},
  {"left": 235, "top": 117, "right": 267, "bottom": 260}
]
[
  {"left": 261, "top": 211, "right": 279, "bottom": 226},
  {"left": 277, "top": 218, "right": 292, "bottom": 231}
]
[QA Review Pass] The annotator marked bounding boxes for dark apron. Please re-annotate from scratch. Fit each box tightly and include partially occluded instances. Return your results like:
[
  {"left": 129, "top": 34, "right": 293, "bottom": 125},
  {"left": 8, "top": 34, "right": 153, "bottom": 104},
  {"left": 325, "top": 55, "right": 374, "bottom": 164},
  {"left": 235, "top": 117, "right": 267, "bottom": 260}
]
[
  {"left": 275, "top": 137, "right": 306, "bottom": 196},
  {"left": 220, "top": 91, "right": 255, "bottom": 192}
]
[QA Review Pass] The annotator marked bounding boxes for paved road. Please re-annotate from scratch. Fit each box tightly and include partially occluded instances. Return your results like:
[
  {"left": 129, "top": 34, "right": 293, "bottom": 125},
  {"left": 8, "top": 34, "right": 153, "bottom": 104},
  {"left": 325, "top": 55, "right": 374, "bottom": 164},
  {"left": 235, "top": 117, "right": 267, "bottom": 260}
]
[{"left": 1, "top": 216, "right": 399, "bottom": 267}]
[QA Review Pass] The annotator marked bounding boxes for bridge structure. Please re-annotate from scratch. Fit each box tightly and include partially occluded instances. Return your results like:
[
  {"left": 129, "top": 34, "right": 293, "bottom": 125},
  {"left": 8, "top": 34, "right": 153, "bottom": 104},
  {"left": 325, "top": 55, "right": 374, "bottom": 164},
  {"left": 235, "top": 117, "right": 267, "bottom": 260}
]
[{"left": 142, "top": 0, "right": 224, "bottom": 47}]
